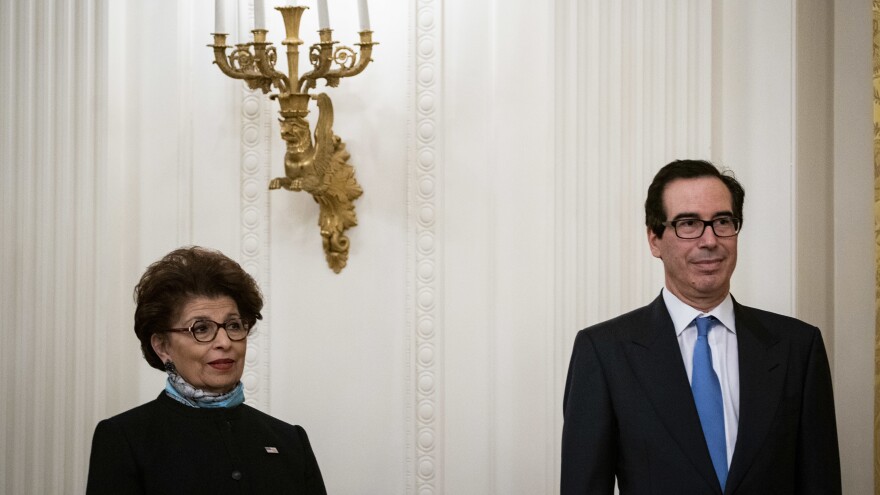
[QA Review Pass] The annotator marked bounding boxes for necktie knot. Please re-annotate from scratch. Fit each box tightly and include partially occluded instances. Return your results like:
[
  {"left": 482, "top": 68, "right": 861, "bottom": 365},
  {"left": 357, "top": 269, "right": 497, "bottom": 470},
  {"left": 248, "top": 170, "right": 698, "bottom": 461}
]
[{"left": 695, "top": 316, "right": 715, "bottom": 337}]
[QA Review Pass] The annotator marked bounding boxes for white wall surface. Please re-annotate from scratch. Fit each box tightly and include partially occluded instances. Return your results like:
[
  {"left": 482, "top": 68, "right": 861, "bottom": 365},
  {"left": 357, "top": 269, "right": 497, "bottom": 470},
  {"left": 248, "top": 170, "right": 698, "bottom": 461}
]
[
  {"left": 714, "top": 0, "right": 796, "bottom": 315},
  {"left": 0, "top": 0, "right": 873, "bottom": 493},
  {"left": 832, "top": 0, "right": 875, "bottom": 493}
]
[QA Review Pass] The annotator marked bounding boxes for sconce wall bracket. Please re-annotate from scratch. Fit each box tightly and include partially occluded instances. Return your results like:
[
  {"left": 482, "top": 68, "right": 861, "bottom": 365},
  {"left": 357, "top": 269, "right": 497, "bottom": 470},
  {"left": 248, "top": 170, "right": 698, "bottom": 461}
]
[{"left": 210, "top": 6, "right": 376, "bottom": 273}]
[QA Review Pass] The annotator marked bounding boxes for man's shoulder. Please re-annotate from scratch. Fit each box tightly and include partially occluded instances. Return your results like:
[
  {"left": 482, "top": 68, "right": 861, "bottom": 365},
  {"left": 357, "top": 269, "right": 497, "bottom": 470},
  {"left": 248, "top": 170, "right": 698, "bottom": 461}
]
[
  {"left": 589, "top": 303, "right": 655, "bottom": 329},
  {"left": 735, "top": 302, "right": 821, "bottom": 342},
  {"left": 736, "top": 303, "right": 812, "bottom": 326},
  {"left": 575, "top": 299, "right": 661, "bottom": 343}
]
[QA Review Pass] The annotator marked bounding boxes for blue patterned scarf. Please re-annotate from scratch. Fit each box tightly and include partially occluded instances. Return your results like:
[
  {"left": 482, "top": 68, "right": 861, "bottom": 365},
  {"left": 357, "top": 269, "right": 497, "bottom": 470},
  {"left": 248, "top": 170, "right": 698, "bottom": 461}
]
[{"left": 163, "top": 360, "right": 245, "bottom": 409}]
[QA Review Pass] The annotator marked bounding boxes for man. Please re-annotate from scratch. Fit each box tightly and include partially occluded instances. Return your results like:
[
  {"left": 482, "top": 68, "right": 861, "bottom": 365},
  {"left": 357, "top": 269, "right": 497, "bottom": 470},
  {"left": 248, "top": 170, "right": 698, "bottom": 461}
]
[{"left": 561, "top": 160, "right": 840, "bottom": 494}]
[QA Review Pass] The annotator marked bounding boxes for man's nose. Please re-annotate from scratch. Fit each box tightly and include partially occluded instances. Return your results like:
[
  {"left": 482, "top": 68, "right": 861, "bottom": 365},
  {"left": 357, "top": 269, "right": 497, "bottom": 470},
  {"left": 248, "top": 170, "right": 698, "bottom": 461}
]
[{"left": 697, "top": 223, "right": 719, "bottom": 247}]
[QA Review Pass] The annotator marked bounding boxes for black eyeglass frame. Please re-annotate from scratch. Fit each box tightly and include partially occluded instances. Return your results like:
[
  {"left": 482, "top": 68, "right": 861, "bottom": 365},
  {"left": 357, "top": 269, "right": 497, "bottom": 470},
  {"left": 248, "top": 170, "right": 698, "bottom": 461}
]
[
  {"left": 661, "top": 216, "right": 742, "bottom": 239},
  {"left": 165, "top": 318, "right": 252, "bottom": 343}
]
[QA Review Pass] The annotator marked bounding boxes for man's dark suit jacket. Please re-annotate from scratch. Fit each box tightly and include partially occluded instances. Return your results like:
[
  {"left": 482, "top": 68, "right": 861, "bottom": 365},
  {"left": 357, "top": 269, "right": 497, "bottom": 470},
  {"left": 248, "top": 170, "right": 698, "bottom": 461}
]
[
  {"left": 561, "top": 294, "right": 840, "bottom": 494},
  {"left": 86, "top": 392, "right": 327, "bottom": 494}
]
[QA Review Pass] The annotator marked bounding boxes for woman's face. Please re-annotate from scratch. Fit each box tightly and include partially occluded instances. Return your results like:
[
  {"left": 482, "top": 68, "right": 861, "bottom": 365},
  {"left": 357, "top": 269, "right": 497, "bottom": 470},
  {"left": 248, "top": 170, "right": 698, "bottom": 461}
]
[{"left": 151, "top": 295, "right": 247, "bottom": 394}]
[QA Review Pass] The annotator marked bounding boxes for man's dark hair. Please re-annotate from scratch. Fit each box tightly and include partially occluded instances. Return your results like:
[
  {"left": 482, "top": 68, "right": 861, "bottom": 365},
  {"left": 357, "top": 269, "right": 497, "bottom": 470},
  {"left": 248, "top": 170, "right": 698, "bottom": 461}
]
[
  {"left": 645, "top": 159, "right": 745, "bottom": 238},
  {"left": 133, "top": 246, "right": 264, "bottom": 370}
]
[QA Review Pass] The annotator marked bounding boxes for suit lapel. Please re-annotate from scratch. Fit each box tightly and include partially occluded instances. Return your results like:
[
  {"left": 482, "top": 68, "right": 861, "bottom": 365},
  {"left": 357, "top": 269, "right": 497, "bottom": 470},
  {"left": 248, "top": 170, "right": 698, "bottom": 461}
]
[
  {"left": 723, "top": 302, "right": 785, "bottom": 494},
  {"left": 624, "top": 295, "right": 722, "bottom": 494}
]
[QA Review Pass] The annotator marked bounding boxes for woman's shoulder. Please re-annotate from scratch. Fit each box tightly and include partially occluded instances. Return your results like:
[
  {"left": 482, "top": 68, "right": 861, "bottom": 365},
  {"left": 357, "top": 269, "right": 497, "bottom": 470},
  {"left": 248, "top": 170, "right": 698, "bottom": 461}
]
[
  {"left": 238, "top": 404, "right": 308, "bottom": 435},
  {"left": 98, "top": 393, "right": 168, "bottom": 426},
  {"left": 89, "top": 394, "right": 175, "bottom": 458},
  {"left": 96, "top": 393, "right": 220, "bottom": 439}
]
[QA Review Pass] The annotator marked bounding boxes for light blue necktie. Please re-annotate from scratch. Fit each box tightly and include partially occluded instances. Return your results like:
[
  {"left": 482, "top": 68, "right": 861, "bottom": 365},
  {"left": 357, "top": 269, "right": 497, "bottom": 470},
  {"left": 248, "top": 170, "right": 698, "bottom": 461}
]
[{"left": 692, "top": 316, "right": 728, "bottom": 490}]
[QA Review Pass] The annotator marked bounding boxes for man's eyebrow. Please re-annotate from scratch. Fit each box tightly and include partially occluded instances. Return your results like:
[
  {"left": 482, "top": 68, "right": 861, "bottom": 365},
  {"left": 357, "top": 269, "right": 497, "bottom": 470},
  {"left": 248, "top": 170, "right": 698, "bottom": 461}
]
[{"left": 670, "top": 211, "right": 734, "bottom": 221}]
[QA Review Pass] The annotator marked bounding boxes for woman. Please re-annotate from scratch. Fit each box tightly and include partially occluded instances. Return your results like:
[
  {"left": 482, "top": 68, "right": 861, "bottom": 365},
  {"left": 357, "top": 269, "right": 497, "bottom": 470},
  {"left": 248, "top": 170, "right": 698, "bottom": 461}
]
[{"left": 86, "top": 246, "right": 326, "bottom": 494}]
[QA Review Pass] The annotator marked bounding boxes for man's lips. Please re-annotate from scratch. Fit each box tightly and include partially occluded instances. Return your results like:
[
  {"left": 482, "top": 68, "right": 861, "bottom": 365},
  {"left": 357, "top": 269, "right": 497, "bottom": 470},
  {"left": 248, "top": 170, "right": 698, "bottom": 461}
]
[
  {"left": 692, "top": 258, "right": 724, "bottom": 270},
  {"left": 208, "top": 359, "right": 235, "bottom": 371}
]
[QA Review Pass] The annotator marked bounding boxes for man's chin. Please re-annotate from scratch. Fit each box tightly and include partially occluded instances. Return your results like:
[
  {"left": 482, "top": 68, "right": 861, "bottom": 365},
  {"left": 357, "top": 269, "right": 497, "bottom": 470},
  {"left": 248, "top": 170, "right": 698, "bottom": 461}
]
[{"left": 691, "top": 278, "right": 729, "bottom": 296}]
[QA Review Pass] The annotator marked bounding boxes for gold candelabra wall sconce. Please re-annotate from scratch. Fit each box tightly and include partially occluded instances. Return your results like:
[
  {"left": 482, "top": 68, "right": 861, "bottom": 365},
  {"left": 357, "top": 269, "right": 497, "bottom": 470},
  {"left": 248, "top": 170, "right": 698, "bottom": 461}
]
[{"left": 210, "top": 1, "right": 376, "bottom": 273}]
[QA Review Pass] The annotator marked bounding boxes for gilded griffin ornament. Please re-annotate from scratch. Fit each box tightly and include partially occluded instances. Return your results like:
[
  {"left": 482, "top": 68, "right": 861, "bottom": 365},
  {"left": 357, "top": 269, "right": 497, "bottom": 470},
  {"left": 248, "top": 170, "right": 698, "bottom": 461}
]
[{"left": 269, "top": 93, "right": 363, "bottom": 273}]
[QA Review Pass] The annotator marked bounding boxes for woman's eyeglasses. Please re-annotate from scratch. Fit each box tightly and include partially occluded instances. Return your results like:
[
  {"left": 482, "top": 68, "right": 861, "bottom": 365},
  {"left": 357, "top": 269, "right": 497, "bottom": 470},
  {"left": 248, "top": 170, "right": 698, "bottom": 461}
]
[{"left": 166, "top": 318, "right": 251, "bottom": 343}]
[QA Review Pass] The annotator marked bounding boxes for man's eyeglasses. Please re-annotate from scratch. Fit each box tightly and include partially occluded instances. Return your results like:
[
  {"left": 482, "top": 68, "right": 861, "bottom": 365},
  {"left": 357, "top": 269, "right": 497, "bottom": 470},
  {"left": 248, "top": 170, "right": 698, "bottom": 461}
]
[
  {"left": 166, "top": 318, "right": 251, "bottom": 343},
  {"left": 662, "top": 216, "right": 741, "bottom": 239}
]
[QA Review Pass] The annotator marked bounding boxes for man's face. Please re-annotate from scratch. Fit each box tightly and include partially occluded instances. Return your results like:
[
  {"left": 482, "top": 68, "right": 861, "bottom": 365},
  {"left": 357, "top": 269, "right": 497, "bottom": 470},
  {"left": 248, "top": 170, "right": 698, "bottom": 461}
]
[{"left": 647, "top": 176, "right": 738, "bottom": 310}]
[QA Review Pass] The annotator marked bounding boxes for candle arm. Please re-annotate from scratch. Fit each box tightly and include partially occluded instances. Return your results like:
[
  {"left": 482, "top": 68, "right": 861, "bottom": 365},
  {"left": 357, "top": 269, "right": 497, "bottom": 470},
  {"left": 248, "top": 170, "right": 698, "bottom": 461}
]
[
  {"left": 324, "top": 32, "right": 377, "bottom": 81},
  {"left": 254, "top": 45, "right": 291, "bottom": 94},
  {"left": 298, "top": 30, "right": 336, "bottom": 92},
  {"left": 210, "top": 35, "right": 250, "bottom": 79},
  {"left": 245, "top": 29, "right": 289, "bottom": 94},
  {"left": 213, "top": 47, "right": 250, "bottom": 80},
  {"left": 209, "top": 35, "right": 277, "bottom": 94}
]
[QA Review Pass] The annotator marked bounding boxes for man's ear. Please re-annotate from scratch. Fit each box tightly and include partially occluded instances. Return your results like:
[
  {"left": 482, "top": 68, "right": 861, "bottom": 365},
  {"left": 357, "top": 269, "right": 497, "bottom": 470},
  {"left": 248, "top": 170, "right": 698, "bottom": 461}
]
[
  {"left": 151, "top": 333, "right": 172, "bottom": 363},
  {"left": 647, "top": 226, "right": 662, "bottom": 259}
]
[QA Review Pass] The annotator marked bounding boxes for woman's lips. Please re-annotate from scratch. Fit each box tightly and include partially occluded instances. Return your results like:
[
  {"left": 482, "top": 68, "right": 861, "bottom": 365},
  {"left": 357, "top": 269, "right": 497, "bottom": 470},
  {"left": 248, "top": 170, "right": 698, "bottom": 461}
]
[{"left": 208, "top": 359, "right": 235, "bottom": 371}]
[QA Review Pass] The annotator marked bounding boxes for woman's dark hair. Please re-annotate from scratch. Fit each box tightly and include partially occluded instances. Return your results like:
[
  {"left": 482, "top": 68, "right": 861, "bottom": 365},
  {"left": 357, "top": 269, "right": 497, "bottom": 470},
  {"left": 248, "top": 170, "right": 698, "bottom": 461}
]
[
  {"left": 645, "top": 159, "right": 745, "bottom": 238},
  {"left": 134, "top": 246, "right": 263, "bottom": 370}
]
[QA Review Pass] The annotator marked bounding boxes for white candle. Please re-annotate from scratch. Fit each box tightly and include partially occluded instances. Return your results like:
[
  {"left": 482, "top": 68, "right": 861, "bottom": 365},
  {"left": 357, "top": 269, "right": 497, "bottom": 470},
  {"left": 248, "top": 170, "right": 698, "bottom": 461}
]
[
  {"left": 214, "top": 0, "right": 226, "bottom": 33},
  {"left": 254, "top": 0, "right": 266, "bottom": 30},
  {"left": 317, "top": 0, "right": 330, "bottom": 30},
  {"left": 238, "top": 0, "right": 250, "bottom": 36},
  {"left": 286, "top": 0, "right": 298, "bottom": 5},
  {"left": 357, "top": 0, "right": 370, "bottom": 31}
]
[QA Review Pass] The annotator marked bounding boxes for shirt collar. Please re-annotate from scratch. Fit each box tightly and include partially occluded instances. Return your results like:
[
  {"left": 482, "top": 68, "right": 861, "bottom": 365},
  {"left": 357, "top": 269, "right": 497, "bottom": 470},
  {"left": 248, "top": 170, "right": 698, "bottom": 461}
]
[{"left": 661, "top": 288, "right": 737, "bottom": 337}]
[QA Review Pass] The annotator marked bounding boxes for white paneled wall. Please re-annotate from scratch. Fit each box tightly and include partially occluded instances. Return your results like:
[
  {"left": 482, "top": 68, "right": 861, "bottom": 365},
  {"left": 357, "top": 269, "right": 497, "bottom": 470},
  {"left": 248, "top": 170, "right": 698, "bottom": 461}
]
[
  {"left": 571, "top": 0, "right": 711, "bottom": 325},
  {"left": 441, "top": 0, "right": 556, "bottom": 491},
  {"left": 0, "top": 1, "right": 138, "bottom": 493},
  {"left": 1, "top": 0, "right": 874, "bottom": 493},
  {"left": 832, "top": 0, "right": 874, "bottom": 492},
  {"left": 442, "top": 0, "right": 712, "bottom": 491}
]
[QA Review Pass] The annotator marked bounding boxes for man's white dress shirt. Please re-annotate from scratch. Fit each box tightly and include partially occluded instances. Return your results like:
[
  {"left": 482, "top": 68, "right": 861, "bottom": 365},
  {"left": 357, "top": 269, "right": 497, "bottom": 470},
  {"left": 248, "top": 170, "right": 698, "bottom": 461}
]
[{"left": 662, "top": 288, "right": 739, "bottom": 467}]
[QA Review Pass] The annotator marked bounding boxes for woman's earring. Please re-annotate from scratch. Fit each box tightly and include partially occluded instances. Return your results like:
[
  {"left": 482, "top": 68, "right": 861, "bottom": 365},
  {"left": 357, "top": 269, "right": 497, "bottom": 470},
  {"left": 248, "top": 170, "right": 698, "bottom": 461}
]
[{"left": 164, "top": 360, "right": 177, "bottom": 374}]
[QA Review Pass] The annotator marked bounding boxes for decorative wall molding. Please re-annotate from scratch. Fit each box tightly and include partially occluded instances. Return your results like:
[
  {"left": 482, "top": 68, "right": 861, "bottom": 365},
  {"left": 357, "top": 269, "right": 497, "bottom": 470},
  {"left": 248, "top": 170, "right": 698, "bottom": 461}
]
[
  {"left": 240, "top": 89, "right": 273, "bottom": 410},
  {"left": 237, "top": 0, "right": 272, "bottom": 412},
  {"left": 410, "top": 0, "right": 442, "bottom": 492}
]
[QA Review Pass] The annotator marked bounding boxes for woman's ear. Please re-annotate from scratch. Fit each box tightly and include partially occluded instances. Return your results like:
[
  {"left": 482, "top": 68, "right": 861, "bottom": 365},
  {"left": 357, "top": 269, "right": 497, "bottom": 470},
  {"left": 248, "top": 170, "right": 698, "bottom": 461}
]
[{"left": 151, "top": 333, "right": 172, "bottom": 363}]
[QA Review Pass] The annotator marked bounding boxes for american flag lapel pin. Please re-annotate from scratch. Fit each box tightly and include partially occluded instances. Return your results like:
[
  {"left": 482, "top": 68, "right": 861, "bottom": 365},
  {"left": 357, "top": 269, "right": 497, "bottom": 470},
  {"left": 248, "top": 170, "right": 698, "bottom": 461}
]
[{"left": 265, "top": 446, "right": 279, "bottom": 454}]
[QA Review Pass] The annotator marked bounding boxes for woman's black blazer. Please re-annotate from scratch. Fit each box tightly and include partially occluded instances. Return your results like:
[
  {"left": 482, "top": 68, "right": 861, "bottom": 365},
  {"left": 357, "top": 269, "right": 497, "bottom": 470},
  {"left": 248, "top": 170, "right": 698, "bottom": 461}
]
[{"left": 87, "top": 392, "right": 327, "bottom": 494}]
